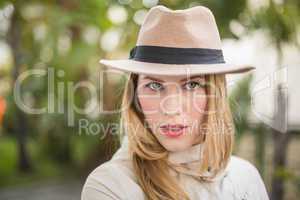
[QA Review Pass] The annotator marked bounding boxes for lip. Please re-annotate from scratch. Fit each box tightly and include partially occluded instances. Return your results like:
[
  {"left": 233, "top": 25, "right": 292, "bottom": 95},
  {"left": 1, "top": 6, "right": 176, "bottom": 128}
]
[{"left": 160, "top": 124, "right": 188, "bottom": 138}]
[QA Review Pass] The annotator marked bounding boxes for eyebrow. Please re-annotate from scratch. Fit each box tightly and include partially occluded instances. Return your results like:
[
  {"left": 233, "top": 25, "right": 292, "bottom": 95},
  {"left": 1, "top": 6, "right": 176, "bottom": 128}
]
[{"left": 142, "top": 75, "right": 204, "bottom": 83}]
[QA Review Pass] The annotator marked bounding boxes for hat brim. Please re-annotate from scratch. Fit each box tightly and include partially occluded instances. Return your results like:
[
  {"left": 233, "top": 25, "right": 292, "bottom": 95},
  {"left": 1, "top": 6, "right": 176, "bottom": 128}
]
[{"left": 99, "top": 59, "right": 255, "bottom": 76}]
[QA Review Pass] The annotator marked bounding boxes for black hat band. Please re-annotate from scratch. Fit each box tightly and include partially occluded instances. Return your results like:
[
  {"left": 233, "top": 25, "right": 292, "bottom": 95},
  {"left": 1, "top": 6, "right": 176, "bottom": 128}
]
[{"left": 129, "top": 45, "right": 225, "bottom": 64}]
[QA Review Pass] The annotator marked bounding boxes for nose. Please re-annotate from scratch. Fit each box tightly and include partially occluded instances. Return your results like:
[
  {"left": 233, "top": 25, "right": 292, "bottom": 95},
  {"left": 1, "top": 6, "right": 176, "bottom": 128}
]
[{"left": 160, "top": 91, "right": 182, "bottom": 116}]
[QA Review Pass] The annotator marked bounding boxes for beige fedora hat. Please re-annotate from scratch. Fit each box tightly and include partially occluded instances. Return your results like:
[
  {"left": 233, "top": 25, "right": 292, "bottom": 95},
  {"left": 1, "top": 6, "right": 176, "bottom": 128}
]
[{"left": 99, "top": 5, "right": 255, "bottom": 76}]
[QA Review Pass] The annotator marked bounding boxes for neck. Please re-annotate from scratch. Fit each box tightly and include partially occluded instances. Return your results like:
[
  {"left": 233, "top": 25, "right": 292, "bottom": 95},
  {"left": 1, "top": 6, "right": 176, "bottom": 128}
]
[{"left": 167, "top": 141, "right": 204, "bottom": 164}]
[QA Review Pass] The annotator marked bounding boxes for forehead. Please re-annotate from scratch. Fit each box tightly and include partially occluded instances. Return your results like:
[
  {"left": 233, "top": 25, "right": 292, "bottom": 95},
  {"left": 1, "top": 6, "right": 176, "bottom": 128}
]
[{"left": 138, "top": 74, "right": 205, "bottom": 82}]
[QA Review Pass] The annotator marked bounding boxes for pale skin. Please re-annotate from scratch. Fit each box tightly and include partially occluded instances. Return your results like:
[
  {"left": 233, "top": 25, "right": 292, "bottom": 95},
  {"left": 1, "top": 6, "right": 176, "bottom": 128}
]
[{"left": 136, "top": 74, "right": 208, "bottom": 152}]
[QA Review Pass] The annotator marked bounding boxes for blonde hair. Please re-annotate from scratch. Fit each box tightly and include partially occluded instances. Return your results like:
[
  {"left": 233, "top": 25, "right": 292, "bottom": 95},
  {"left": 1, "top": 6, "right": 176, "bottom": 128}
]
[{"left": 120, "top": 73, "right": 235, "bottom": 200}]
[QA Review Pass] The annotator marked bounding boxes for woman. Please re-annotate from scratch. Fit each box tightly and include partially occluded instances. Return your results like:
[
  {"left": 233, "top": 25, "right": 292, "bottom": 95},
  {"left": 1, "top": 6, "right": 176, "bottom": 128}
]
[{"left": 81, "top": 5, "right": 269, "bottom": 200}]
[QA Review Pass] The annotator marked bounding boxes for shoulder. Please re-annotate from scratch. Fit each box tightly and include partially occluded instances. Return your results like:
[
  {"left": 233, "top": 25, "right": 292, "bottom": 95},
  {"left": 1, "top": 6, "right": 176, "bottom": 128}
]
[
  {"left": 226, "top": 155, "right": 263, "bottom": 183},
  {"left": 81, "top": 159, "right": 143, "bottom": 200},
  {"left": 81, "top": 161, "right": 123, "bottom": 200},
  {"left": 227, "top": 155, "right": 259, "bottom": 174},
  {"left": 225, "top": 155, "right": 270, "bottom": 200}
]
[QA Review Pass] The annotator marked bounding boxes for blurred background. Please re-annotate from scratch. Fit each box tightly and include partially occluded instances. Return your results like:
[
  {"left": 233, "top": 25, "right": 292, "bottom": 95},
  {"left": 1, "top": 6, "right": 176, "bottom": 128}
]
[{"left": 0, "top": 0, "right": 299, "bottom": 200}]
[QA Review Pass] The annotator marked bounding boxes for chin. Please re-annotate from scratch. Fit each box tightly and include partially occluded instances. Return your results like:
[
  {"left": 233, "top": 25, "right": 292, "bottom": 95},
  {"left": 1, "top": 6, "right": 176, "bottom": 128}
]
[{"left": 159, "top": 137, "right": 193, "bottom": 152}]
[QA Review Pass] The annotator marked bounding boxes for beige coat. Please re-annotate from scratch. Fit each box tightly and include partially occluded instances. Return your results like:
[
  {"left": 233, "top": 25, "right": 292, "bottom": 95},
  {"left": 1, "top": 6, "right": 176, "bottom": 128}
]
[{"left": 81, "top": 135, "right": 269, "bottom": 200}]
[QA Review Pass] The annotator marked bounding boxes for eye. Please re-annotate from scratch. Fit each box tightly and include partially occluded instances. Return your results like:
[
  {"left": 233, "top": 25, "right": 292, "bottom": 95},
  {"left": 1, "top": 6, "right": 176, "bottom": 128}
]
[
  {"left": 145, "top": 81, "right": 164, "bottom": 91},
  {"left": 183, "top": 81, "right": 205, "bottom": 90}
]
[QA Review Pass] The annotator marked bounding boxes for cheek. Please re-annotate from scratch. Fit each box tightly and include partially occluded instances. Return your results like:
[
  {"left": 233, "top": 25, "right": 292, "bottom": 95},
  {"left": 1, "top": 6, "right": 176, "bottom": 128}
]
[
  {"left": 138, "top": 96, "right": 162, "bottom": 131},
  {"left": 185, "top": 91, "right": 207, "bottom": 119},
  {"left": 138, "top": 96, "right": 159, "bottom": 112},
  {"left": 138, "top": 94, "right": 161, "bottom": 120}
]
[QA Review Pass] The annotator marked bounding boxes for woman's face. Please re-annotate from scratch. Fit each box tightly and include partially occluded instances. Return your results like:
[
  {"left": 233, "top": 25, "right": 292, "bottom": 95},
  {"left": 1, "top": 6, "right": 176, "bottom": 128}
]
[{"left": 137, "top": 74, "right": 207, "bottom": 152}]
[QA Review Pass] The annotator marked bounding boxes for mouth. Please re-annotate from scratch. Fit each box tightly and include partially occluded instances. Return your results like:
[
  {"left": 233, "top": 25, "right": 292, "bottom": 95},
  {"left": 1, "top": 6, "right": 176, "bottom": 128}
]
[{"left": 159, "top": 124, "right": 188, "bottom": 138}]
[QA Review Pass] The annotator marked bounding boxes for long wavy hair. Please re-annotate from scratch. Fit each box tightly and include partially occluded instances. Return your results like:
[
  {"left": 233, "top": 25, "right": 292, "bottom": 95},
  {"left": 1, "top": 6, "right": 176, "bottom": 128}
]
[{"left": 119, "top": 72, "right": 235, "bottom": 200}]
